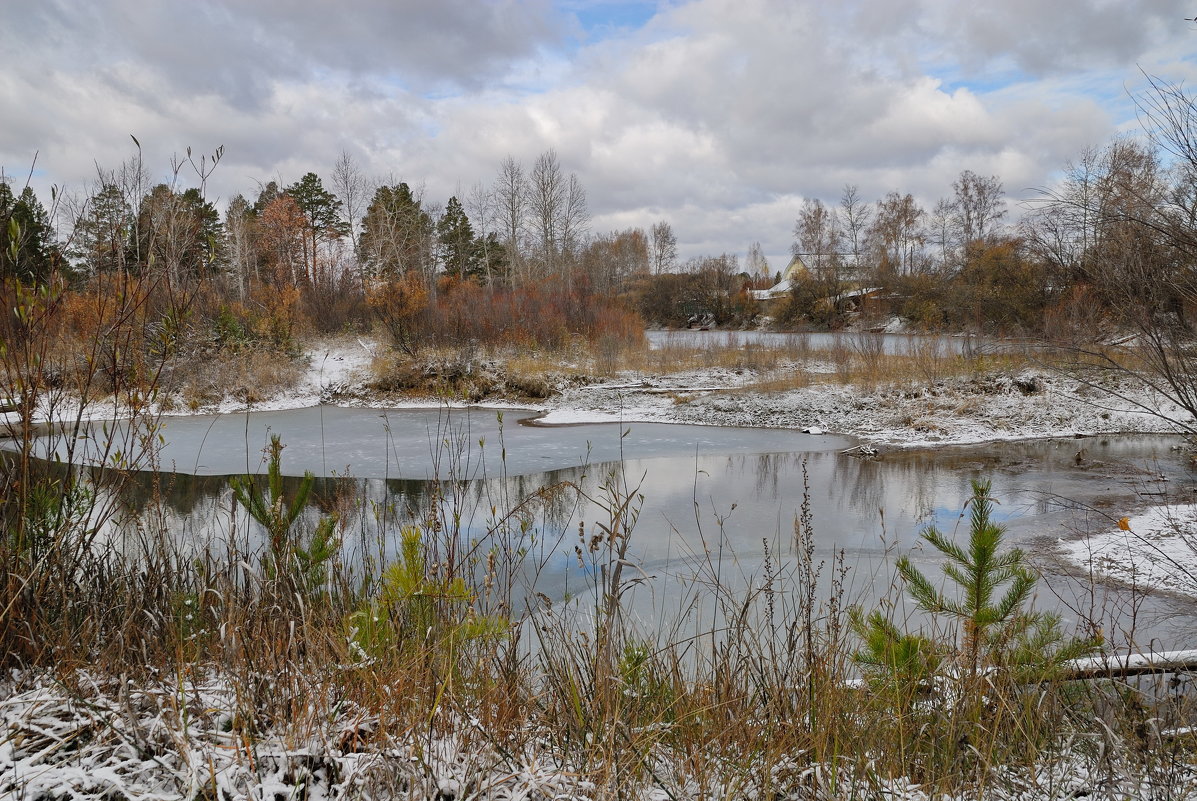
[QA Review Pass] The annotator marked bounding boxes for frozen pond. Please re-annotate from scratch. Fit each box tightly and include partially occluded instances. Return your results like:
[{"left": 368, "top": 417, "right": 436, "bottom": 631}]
[
  {"left": 35, "top": 405, "right": 851, "bottom": 478},
  {"left": 19, "top": 405, "right": 1197, "bottom": 650}
]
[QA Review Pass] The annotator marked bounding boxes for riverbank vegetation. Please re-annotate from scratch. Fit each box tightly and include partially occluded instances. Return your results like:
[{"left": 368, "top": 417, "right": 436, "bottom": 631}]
[
  {"left": 0, "top": 75, "right": 1194, "bottom": 420},
  {"left": 4, "top": 77, "right": 1197, "bottom": 799},
  {"left": 4, "top": 410, "right": 1196, "bottom": 798}
]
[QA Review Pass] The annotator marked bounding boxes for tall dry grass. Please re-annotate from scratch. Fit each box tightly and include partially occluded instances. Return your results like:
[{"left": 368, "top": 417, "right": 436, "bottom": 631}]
[
  {"left": 4, "top": 274, "right": 1195, "bottom": 797},
  {"left": 4, "top": 391, "right": 1197, "bottom": 798}
]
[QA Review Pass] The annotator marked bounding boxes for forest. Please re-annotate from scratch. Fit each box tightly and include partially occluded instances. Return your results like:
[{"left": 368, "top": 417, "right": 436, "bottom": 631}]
[{"left": 1, "top": 88, "right": 1192, "bottom": 371}]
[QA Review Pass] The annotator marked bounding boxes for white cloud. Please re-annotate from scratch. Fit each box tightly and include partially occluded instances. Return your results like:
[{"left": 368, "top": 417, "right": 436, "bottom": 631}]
[{"left": 0, "top": 0, "right": 1192, "bottom": 264}]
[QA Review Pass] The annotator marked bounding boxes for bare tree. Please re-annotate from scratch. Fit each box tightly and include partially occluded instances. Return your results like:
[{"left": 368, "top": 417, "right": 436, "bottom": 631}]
[
  {"left": 793, "top": 198, "right": 844, "bottom": 295},
  {"left": 493, "top": 156, "right": 528, "bottom": 283},
  {"left": 331, "top": 149, "right": 367, "bottom": 259},
  {"left": 1024, "top": 146, "right": 1105, "bottom": 286},
  {"left": 560, "top": 172, "right": 590, "bottom": 272},
  {"left": 1031, "top": 78, "right": 1197, "bottom": 431},
  {"left": 839, "top": 184, "right": 871, "bottom": 264},
  {"left": 359, "top": 181, "right": 435, "bottom": 287},
  {"left": 928, "top": 197, "right": 959, "bottom": 273},
  {"left": 866, "top": 192, "right": 925, "bottom": 275},
  {"left": 466, "top": 181, "right": 498, "bottom": 285},
  {"left": 223, "top": 194, "right": 256, "bottom": 300},
  {"left": 650, "top": 220, "right": 678, "bottom": 274},
  {"left": 525, "top": 149, "right": 590, "bottom": 291},
  {"left": 745, "top": 241, "right": 770, "bottom": 280},
  {"left": 528, "top": 149, "right": 566, "bottom": 280},
  {"left": 952, "top": 170, "right": 1006, "bottom": 246},
  {"left": 581, "top": 228, "right": 647, "bottom": 295}
]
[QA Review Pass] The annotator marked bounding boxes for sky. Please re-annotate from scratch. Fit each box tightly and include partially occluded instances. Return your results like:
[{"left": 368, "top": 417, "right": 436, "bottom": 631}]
[{"left": 1, "top": 0, "right": 1194, "bottom": 269}]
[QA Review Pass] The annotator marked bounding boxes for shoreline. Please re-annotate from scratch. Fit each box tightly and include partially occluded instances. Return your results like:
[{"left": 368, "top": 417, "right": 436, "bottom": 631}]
[{"left": 7, "top": 334, "right": 1194, "bottom": 451}]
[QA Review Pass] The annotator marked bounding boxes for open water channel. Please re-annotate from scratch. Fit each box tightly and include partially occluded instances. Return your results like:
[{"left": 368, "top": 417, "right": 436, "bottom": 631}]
[{"left": 36, "top": 404, "right": 1197, "bottom": 651}]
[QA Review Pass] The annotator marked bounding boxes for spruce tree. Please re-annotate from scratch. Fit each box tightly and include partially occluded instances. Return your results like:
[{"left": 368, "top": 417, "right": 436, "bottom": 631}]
[{"left": 436, "top": 195, "right": 478, "bottom": 280}]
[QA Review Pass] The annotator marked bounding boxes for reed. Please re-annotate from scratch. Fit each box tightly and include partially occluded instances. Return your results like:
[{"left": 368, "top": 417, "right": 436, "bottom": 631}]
[
  {"left": 3, "top": 406, "right": 1195, "bottom": 799},
  {"left": 3, "top": 278, "right": 1193, "bottom": 797}
]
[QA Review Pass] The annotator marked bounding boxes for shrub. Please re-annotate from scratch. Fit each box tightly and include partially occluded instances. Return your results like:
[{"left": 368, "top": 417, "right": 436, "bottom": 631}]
[
  {"left": 347, "top": 525, "right": 506, "bottom": 665},
  {"left": 229, "top": 434, "right": 339, "bottom": 596}
]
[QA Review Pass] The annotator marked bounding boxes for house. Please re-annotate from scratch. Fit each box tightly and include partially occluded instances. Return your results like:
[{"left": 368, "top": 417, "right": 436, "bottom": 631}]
[{"left": 750, "top": 253, "right": 867, "bottom": 301}]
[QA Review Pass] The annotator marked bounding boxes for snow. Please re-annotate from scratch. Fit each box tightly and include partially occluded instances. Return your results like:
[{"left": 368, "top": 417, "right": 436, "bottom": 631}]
[
  {"left": 6, "top": 336, "right": 1192, "bottom": 454},
  {"left": 534, "top": 367, "right": 1191, "bottom": 448},
  {"left": 1063, "top": 648, "right": 1197, "bottom": 678},
  {"left": 1061, "top": 503, "right": 1197, "bottom": 598},
  {"left": 204, "top": 338, "right": 376, "bottom": 415},
  {"left": 3, "top": 669, "right": 1196, "bottom": 800}
]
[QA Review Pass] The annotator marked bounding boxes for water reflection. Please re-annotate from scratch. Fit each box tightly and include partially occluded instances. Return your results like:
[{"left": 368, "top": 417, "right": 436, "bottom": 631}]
[
  {"left": 645, "top": 329, "right": 1008, "bottom": 356},
  {"left": 30, "top": 407, "right": 1197, "bottom": 650}
]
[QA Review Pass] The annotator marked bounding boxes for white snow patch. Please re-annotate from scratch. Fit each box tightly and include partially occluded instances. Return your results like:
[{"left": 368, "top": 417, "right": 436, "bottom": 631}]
[
  {"left": 1061, "top": 503, "right": 1197, "bottom": 597},
  {"left": 7, "top": 336, "right": 1194, "bottom": 452},
  {"left": 535, "top": 367, "right": 1192, "bottom": 448},
  {"left": 2, "top": 668, "right": 1194, "bottom": 801},
  {"left": 204, "top": 338, "right": 376, "bottom": 415}
]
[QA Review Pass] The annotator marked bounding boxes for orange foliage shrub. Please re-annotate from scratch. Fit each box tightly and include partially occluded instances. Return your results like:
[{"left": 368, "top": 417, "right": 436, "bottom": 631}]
[
  {"left": 248, "top": 283, "right": 301, "bottom": 354},
  {"left": 366, "top": 272, "right": 429, "bottom": 354},
  {"left": 415, "top": 276, "right": 644, "bottom": 351},
  {"left": 1043, "top": 284, "right": 1108, "bottom": 344}
]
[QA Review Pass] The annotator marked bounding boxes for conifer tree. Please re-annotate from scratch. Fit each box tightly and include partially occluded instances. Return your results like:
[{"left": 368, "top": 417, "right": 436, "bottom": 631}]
[
  {"left": 0, "top": 184, "right": 58, "bottom": 283},
  {"left": 436, "top": 195, "right": 479, "bottom": 280},
  {"left": 285, "top": 172, "right": 348, "bottom": 282},
  {"left": 893, "top": 479, "right": 1098, "bottom": 679}
]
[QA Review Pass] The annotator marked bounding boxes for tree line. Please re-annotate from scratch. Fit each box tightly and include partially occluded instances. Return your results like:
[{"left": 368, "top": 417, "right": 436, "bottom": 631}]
[
  {"left": 4, "top": 72, "right": 1197, "bottom": 345},
  {"left": 3, "top": 146, "right": 680, "bottom": 302}
]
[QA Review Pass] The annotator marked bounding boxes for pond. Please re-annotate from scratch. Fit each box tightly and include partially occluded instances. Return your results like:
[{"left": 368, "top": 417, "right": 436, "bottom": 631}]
[
  {"left": 23, "top": 405, "right": 1197, "bottom": 650},
  {"left": 645, "top": 328, "right": 1033, "bottom": 357}
]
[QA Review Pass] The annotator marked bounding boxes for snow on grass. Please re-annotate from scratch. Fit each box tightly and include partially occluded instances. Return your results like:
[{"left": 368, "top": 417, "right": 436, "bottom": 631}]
[
  {"left": 203, "top": 337, "right": 377, "bottom": 415},
  {"left": 6, "top": 336, "right": 1193, "bottom": 451},
  {"left": 536, "top": 367, "right": 1192, "bottom": 447},
  {"left": 4, "top": 670, "right": 1196, "bottom": 801},
  {"left": 1061, "top": 503, "right": 1197, "bottom": 597}
]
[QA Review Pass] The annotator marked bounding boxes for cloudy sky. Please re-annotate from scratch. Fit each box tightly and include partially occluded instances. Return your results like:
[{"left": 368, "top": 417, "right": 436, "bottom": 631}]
[{"left": 1, "top": 0, "right": 1194, "bottom": 267}]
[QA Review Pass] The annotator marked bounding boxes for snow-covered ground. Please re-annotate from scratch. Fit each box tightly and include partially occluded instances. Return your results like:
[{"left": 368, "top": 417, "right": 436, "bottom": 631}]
[
  {"left": 1061, "top": 504, "right": 1197, "bottom": 598},
  {"left": 3, "top": 671, "right": 1191, "bottom": 801},
  {"left": 7, "top": 340, "right": 1197, "bottom": 798},
  {"left": 204, "top": 337, "right": 379, "bottom": 415},
  {"left": 534, "top": 366, "right": 1192, "bottom": 448},
  {"left": 6, "top": 337, "right": 1192, "bottom": 450},
  {"left": 269, "top": 337, "right": 1193, "bottom": 450}
]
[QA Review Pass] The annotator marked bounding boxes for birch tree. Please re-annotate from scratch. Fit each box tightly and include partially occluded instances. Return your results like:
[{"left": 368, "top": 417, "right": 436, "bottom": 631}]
[
  {"left": 493, "top": 156, "right": 528, "bottom": 283},
  {"left": 650, "top": 220, "right": 678, "bottom": 274}
]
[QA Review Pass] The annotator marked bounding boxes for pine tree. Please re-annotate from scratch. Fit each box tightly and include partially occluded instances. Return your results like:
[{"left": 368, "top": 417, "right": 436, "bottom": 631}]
[
  {"left": 230, "top": 435, "right": 338, "bottom": 595},
  {"left": 285, "top": 172, "right": 348, "bottom": 282},
  {"left": 0, "top": 184, "right": 59, "bottom": 283},
  {"left": 359, "top": 183, "right": 434, "bottom": 280},
  {"left": 72, "top": 183, "right": 133, "bottom": 275},
  {"left": 134, "top": 184, "right": 224, "bottom": 281},
  {"left": 437, "top": 195, "right": 479, "bottom": 280},
  {"left": 894, "top": 479, "right": 1099, "bottom": 679}
]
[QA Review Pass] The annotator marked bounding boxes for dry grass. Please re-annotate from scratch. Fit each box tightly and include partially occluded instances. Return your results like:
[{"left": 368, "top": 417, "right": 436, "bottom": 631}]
[
  {"left": 5, "top": 402, "right": 1197, "bottom": 800},
  {"left": 4, "top": 460, "right": 1195, "bottom": 799},
  {"left": 6, "top": 278, "right": 1196, "bottom": 797},
  {"left": 170, "top": 347, "right": 306, "bottom": 409}
]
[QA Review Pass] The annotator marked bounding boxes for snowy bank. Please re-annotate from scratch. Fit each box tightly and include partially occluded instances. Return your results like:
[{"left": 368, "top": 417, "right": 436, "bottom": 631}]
[
  {"left": 3, "top": 670, "right": 1193, "bottom": 801},
  {"left": 1061, "top": 503, "right": 1197, "bottom": 598},
  {"left": 536, "top": 368, "right": 1193, "bottom": 448},
  {"left": 7, "top": 337, "right": 1193, "bottom": 452}
]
